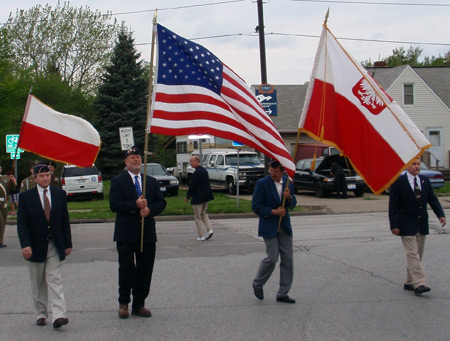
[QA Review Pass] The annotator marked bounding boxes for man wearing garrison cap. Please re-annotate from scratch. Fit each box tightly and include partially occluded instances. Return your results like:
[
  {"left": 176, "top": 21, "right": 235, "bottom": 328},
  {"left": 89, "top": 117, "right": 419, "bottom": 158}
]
[
  {"left": 17, "top": 164, "right": 72, "bottom": 329},
  {"left": 251, "top": 160, "right": 297, "bottom": 304},
  {"left": 109, "top": 146, "right": 167, "bottom": 319}
]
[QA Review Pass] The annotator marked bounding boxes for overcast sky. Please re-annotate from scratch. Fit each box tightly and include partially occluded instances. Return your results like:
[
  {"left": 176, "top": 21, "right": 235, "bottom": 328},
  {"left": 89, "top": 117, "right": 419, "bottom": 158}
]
[{"left": 1, "top": 0, "right": 449, "bottom": 86}]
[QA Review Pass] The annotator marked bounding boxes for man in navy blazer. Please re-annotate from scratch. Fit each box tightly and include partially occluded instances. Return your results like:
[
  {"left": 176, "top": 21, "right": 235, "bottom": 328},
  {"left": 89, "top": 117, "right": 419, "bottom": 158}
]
[
  {"left": 389, "top": 158, "right": 446, "bottom": 295},
  {"left": 252, "top": 160, "right": 297, "bottom": 303},
  {"left": 17, "top": 164, "right": 72, "bottom": 328},
  {"left": 110, "top": 146, "right": 166, "bottom": 319},
  {"left": 185, "top": 155, "right": 214, "bottom": 241}
]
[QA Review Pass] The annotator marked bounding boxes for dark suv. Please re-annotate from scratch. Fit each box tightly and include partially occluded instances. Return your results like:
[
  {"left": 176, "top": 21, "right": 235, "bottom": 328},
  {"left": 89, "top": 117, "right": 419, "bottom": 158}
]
[{"left": 61, "top": 165, "right": 104, "bottom": 200}]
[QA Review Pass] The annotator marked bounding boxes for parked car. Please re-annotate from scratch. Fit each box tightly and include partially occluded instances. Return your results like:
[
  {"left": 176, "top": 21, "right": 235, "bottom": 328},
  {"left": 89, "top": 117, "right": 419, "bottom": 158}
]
[
  {"left": 419, "top": 162, "right": 445, "bottom": 189},
  {"left": 385, "top": 162, "right": 445, "bottom": 194},
  {"left": 140, "top": 163, "right": 179, "bottom": 196},
  {"left": 293, "top": 155, "right": 367, "bottom": 198},
  {"left": 61, "top": 165, "right": 104, "bottom": 200}
]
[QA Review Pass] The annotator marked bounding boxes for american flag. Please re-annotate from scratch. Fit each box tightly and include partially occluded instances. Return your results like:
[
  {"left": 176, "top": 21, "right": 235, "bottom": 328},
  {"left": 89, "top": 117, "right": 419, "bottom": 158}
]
[{"left": 149, "top": 24, "right": 295, "bottom": 177}]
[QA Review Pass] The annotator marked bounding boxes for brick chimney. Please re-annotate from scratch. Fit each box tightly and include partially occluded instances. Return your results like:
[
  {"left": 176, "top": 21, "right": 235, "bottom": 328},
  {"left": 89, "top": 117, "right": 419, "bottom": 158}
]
[{"left": 373, "top": 61, "right": 387, "bottom": 67}]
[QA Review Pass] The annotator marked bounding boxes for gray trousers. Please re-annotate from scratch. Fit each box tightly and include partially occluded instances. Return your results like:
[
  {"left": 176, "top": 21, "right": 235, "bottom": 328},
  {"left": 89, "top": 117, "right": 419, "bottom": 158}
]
[
  {"left": 253, "top": 227, "right": 294, "bottom": 298},
  {"left": 27, "top": 240, "right": 67, "bottom": 322}
]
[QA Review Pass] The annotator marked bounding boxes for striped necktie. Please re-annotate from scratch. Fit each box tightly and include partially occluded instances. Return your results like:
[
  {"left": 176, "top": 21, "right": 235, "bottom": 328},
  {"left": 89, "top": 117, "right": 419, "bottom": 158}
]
[
  {"left": 134, "top": 175, "right": 142, "bottom": 197},
  {"left": 414, "top": 177, "right": 421, "bottom": 200}
]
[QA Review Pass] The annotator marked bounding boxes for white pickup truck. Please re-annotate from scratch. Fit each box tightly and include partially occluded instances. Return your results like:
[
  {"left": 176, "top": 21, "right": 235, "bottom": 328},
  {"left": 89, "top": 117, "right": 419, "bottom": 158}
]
[{"left": 187, "top": 149, "right": 266, "bottom": 194}]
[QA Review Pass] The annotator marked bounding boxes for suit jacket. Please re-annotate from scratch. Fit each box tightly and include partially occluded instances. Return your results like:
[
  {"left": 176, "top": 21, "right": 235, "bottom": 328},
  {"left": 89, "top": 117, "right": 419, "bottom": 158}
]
[
  {"left": 389, "top": 173, "right": 445, "bottom": 236},
  {"left": 110, "top": 172, "right": 167, "bottom": 243},
  {"left": 252, "top": 174, "right": 297, "bottom": 239},
  {"left": 17, "top": 186, "right": 72, "bottom": 262},
  {"left": 186, "top": 166, "right": 214, "bottom": 205}
]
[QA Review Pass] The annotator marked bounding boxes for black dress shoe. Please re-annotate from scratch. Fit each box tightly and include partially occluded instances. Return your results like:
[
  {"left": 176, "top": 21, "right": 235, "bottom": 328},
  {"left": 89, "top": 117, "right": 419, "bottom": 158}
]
[
  {"left": 36, "top": 318, "right": 46, "bottom": 326},
  {"left": 403, "top": 284, "right": 414, "bottom": 291},
  {"left": 0, "top": 243, "right": 7, "bottom": 248},
  {"left": 276, "top": 296, "right": 296, "bottom": 304},
  {"left": 252, "top": 284, "right": 264, "bottom": 300},
  {"left": 414, "top": 285, "right": 431, "bottom": 296},
  {"left": 53, "top": 317, "right": 69, "bottom": 329}
]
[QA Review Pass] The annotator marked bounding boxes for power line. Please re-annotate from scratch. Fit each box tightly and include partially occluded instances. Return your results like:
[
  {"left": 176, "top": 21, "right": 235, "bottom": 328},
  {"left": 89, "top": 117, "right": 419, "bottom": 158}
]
[
  {"left": 111, "top": 0, "right": 246, "bottom": 16},
  {"left": 287, "top": 0, "right": 450, "bottom": 6}
]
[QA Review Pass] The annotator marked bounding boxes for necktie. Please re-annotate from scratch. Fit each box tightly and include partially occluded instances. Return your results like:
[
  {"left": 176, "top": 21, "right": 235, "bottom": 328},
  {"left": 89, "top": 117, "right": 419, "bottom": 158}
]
[
  {"left": 414, "top": 177, "right": 421, "bottom": 200},
  {"left": 43, "top": 189, "right": 51, "bottom": 222},
  {"left": 134, "top": 175, "right": 142, "bottom": 197}
]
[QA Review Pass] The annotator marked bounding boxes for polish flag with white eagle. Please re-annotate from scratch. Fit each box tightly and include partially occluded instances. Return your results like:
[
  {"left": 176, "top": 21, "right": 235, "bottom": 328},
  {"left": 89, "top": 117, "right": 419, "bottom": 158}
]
[
  {"left": 299, "top": 25, "right": 431, "bottom": 194},
  {"left": 18, "top": 95, "right": 101, "bottom": 167}
]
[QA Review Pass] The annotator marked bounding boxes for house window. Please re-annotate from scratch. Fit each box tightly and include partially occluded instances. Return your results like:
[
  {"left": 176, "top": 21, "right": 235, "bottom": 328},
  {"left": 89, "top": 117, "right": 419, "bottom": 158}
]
[
  {"left": 176, "top": 142, "right": 187, "bottom": 153},
  {"left": 404, "top": 84, "right": 414, "bottom": 105}
]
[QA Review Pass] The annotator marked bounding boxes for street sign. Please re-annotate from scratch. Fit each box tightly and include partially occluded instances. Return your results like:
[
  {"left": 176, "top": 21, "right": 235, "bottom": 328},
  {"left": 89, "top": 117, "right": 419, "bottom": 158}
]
[
  {"left": 232, "top": 141, "right": 243, "bottom": 147},
  {"left": 119, "top": 127, "right": 135, "bottom": 151},
  {"left": 255, "top": 84, "right": 277, "bottom": 116},
  {"left": 10, "top": 151, "right": 21, "bottom": 159},
  {"left": 6, "top": 134, "right": 24, "bottom": 153}
]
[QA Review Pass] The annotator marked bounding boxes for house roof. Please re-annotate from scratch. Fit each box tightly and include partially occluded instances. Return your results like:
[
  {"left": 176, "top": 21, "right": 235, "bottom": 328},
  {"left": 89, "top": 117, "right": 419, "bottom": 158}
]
[{"left": 366, "top": 65, "right": 450, "bottom": 109}]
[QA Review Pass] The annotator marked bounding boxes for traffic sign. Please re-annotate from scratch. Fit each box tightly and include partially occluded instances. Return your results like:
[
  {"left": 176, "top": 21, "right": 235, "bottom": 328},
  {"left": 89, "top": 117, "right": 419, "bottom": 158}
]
[
  {"left": 6, "top": 134, "right": 24, "bottom": 153},
  {"left": 119, "top": 127, "right": 135, "bottom": 151}
]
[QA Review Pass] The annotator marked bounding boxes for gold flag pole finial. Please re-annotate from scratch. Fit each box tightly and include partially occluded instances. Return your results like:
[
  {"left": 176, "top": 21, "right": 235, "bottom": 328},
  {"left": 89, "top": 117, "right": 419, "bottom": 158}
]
[{"left": 324, "top": 8, "right": 330, "bottom": 25}]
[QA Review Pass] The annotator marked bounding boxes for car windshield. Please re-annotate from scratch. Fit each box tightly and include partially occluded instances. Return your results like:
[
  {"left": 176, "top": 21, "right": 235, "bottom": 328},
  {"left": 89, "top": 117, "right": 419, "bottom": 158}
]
[
  {"left": 225, "top": 154, "right": 261, "bottom": 165},
  {"left": 63, "top": 167, "right": 97, "bottom": 177},
  {"left": 144, "top": 164, "right": 167, "bottom": 176}
]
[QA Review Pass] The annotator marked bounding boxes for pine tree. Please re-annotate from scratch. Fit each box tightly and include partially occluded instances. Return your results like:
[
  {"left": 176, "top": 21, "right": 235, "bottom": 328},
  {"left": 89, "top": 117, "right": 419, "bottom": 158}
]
[{"left": 93, "top": 30, "right": 149, "bottom": 179}]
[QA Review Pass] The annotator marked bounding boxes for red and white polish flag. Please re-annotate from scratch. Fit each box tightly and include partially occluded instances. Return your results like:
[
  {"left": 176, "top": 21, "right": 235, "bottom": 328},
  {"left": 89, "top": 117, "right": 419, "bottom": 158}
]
[
  {"left": 18, "top": 95, "right": 101, "bottom": 167},
  {"left": 299, "top": 25, "right": 430, "bottom": 194}
]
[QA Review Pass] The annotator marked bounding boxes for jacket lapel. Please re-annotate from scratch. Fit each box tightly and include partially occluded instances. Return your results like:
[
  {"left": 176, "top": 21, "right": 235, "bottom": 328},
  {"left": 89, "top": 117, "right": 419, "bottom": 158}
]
[{"left": 30, "top": 187, "right": 47, "bottom": 221}]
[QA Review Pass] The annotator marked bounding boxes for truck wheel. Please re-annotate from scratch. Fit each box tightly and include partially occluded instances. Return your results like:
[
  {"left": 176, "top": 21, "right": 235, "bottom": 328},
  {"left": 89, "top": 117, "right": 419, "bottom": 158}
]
[
  {"left": 246, "top": 177, "right": 257, "bottom": 193},
  {"left": 353, "top": 188, "right": 365, "bottom": 197},
  {"left": 227, "top": 178, "right": 237, "bottom": 195},
  {"left": 315, "top": 181, "right": 325, "bottom": 198}
]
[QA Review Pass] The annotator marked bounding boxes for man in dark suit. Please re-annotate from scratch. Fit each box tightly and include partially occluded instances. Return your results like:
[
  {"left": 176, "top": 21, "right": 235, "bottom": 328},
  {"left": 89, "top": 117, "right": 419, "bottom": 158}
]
[
  {"left": 110, "top": 146, "right": 167, "bottom": 319},
  {"left": 185, "top": 155, "right": 214, "bottom": 241},
  {"left": 389, "top": 158, "right": 446, "bottom": 296},
  {"left": 252, "top": 160, "right": 297, "bottom": 303},
  {"left": 330, "top": 161, "right": 347, "bottom": 199},
  {"left": 17, "top": 164, "right": 72, "bottom": 328}
]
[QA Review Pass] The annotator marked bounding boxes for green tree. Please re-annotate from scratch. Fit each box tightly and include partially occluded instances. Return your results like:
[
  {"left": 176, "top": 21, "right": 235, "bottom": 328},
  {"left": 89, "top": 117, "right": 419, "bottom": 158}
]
[
  {"left": 93, "top": 30, "right": 150, "bottom": 179},
  {"left": 3, "top": 1, "right": 121, "bottom": 95},
  {"left": 385, "top": 46, "right": 423, "bottom": 66}
]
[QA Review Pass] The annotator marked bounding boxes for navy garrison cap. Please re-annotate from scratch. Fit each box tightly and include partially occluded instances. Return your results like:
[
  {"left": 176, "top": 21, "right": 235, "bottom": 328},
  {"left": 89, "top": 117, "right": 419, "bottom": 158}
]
[
  {"left": 269, "top": 160, "right": 281, "bottom": 168},
  {"left": 33, "top": 164, "right": 49, "bottom": 175},
  {"left": 46, "top": 161, "right": 57, "bottom": 168},
  {"left": 124, "top": 146, "right": 141, "bottom": 158}
]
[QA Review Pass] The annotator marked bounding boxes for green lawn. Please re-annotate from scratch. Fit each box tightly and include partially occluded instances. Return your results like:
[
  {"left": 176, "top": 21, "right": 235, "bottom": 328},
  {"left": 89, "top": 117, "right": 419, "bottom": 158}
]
[{"left": 11, "top": 180, "right": 301, "bottom": 220}]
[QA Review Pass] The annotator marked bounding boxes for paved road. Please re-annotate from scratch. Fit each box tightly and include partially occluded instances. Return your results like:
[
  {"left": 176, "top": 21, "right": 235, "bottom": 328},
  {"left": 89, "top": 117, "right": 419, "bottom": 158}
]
[{"left": 1, "top": 194, "right": 450, "bottom": 340}]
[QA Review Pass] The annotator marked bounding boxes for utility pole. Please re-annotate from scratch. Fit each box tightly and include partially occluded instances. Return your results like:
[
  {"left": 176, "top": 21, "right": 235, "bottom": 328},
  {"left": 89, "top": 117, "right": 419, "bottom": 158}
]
[
  {"left": 256, "top": 0, "right": 270, "bottom": 171},
  {"left": 256, "top": 0, "right": 267, "bottom": 84}
]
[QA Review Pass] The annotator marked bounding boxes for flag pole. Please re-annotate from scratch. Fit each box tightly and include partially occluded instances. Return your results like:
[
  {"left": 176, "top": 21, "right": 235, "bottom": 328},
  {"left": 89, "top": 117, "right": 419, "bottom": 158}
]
[
  {"left": 140, "top": 10, "right": 158, "bottom": 253},
  {"left": 277, "top": 9, "right": 331, "bottom": 232}
]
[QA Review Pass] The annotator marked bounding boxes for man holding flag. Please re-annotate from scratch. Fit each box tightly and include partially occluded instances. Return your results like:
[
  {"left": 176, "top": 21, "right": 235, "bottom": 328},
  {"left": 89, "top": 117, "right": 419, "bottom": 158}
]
[
  {"left": 109, "top": 146, "right": 166, "bottom": 319},
  {"left": 251, "top": 160, "right": 297, "bottom": 304}
]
